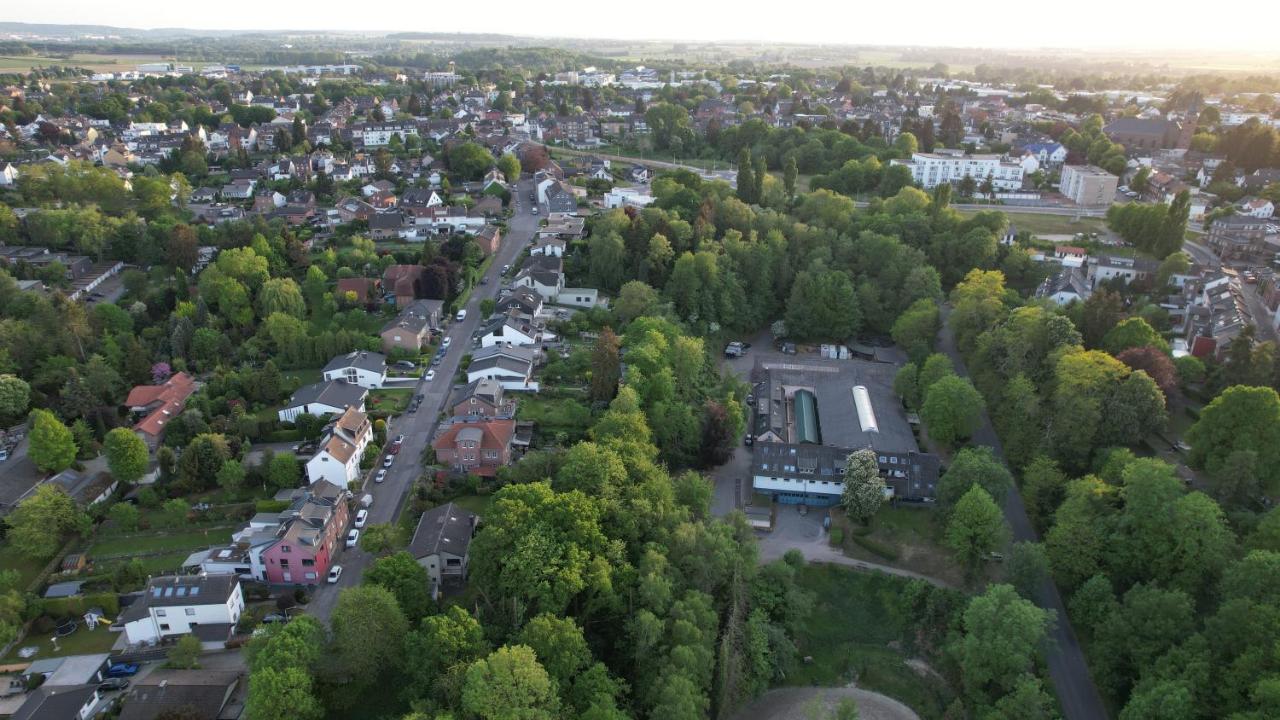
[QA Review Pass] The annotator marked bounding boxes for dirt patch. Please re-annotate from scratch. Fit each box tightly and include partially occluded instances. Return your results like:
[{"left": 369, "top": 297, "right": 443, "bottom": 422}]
[{"left": 730, "top": 687, "right": 921, "bottom": 720}]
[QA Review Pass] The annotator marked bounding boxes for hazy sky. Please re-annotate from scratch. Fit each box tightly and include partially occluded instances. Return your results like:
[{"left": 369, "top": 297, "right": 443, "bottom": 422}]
[{"left": 7, "top": 0, "right": 1280, "bottom": 53}]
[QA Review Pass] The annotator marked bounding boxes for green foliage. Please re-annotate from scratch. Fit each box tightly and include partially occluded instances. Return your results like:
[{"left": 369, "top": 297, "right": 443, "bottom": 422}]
[
  {"left": 938, "top": 447, "right": 1014, "bottom": 511},
  {"left": 840, "top": 449, "right": 885, "bottom": 524},
  {"left": 945, "top": 486, "right": 1009, "bottom": 572},
  {"left": 951, "top": 584, "right": 1052, "bottom": 703},
  {"left": 462, "top": 645, "right": 560, "bottom": 720},
  {"left": 784, "top": 269, "right": 861, "bottom": 342},
  {"left": 167, "top": 634, "right": 203, "bottom": 669},
  {"left": 364, "top": 551, "right": 434, "bottom": 622},
  {"left": 28, "top": 408, "right": 77, "bottom": 474},
  {"left": 330, "top": 585, "right": 410, "bottom": 691},
  {"left": 103, "top": 427, "right": 149, "bottom": 483},
  {"left": 6, "top": 484, "right": 88, "bottom": 559},
  {"left": 1186, "top": 385, "right": 1280, "bottom": 494},
  {"left": 920, "top": 374, "right": 984, "bottom": 448}
]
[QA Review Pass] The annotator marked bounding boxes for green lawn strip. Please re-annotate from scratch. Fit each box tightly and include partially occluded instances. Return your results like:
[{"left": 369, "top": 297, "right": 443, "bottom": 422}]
[
  {"left": 1, "top": 623, "right": 119, "bottom": 663},
  {"left": 87, "top": 527, "right": 236, "bottom": 559},
  {"left": 788, "top": 563, "right": 954, "bottom": 718},
  {"left": 446, "top": 495, "right": 493, "bottom": 517},
  {"left": 281, "top": 367, "right": 324, "bottom": 387},
  {"left": 368, "top": 388, "right": 414, "bottom": 415}
]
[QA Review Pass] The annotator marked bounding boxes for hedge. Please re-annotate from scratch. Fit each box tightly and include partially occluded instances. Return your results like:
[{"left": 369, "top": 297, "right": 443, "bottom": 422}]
[{"left": 39, "top": 592, "right": 120, "bottom": 619}]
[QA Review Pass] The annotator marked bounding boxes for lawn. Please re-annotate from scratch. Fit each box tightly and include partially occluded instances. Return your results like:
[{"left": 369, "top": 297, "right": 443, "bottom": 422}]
[
  {"left": 958, "top": 209, "right": 1108, "bottom": 238},
  {"left": 515, "top": 395, "right": 593, "bottom": 444},
  {"left": 789, "top": 563, "right": 954, "bottom": 718},
  {"left": 87, "top": 527, "right": 235, "bottom": 560},
  {"left": 832, "top": 506, "right": 968, "bottom": 588},
  {"left": 1, "top": 623, "right": 118, "bottom": 664},
  {"left": 446, "top": 494, "right": 494, "bottom": 517},
  {"left": 368, "top": 388, "right": 414, "bottom": 415},
  {"left": 0, "top": 544, "right": 50, "bottom": 591},
  {"left": 282, "top": 367, "right": 324, "bottom": 387}
]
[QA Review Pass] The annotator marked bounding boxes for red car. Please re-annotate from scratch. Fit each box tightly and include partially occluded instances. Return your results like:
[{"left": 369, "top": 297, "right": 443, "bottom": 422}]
[{"left": 387, "top": 443, "right": 401, "bottom": 455}]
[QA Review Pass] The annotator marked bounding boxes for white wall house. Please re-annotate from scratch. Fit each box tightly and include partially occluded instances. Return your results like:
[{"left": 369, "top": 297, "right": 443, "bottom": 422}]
[
  {"left": 305, "top": 408, "right": 372, "bottom": 486},
  {"left": 321, "top": 351, "right": 388, "bottom": 389},
  {"left": 122, "top": 575, "right": 244, "bottom": 647},
  {"left": 891, "top": 152, "right": 1025, "bottom": 190},
  {"left": 278, "top": 381, "right": 368, "bottom": 423}
]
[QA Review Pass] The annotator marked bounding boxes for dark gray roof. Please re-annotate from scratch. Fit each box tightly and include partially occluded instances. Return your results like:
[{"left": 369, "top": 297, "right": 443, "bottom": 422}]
[
  {"left": 12, "top": 684, "right": 98, "bottom": 720},
  {"left": 140, "top": 574, "right": 238, "bottom": 608},
  {"left": 118, "top": 669, "right": 240, "bottom": 720},
  {"left": 1104, "top": 117, "right": 1174, "bottom": 135},
  {"left": 323, "top": 351, "right": 387, "bottom": 374},
  {"left": 286, "top": 381, "right": 368, "bottom": 411},
  {"left": 753, "top": 442, "right": 939, "bottom": 500},
  {"left": 409, "top": 502, "right": 477, "bottom": 559}
]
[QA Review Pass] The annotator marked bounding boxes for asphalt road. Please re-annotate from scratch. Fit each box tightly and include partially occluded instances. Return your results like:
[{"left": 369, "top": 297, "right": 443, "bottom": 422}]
[
  {"left": 937, "top": 306, "right": 1109, "bottom": 720},
  {"left": 307, "top": 179, "right": 542, "bottom": 621}
]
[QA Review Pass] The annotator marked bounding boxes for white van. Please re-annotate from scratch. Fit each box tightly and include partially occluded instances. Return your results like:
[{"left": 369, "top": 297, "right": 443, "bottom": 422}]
[
  {"left": 456, "top": 309, "right": 467, "bottom": 322},
  {"left": 359, "top": 494, "right": 374, "bottom": 509}
]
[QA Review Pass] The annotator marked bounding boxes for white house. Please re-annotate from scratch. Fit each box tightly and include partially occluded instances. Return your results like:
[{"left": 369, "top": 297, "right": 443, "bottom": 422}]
[
  {"left": 466, "top": 346, "right": 537, "bottom": 391},
  {"left": 604, "top": 187, "right": 655, "bottom": 209},
  {"left": 305, "top": 407, "right": 372, "bottom": 486},
  {"left": 278, "top": 381, "right": 368, "bottom": 423},
  {"left": 479, "top": 314, "right": 542, "bottom": 349},
  {"left": 0, "top": 162, "right": 19, "bottom": 186},
  {"left": 1239, "top": 197, "right": 1276, "bottom": 219},
  {"left": 121, "top": 575, "right": 244, "bottom": 647},
  {"left": 322, "top": 351, "right": 388, "bottom": 389}
]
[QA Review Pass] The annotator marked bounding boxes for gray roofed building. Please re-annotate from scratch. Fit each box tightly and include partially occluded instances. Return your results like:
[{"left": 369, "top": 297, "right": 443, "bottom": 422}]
[
  {"left": 12, "top": 684, "right": 100, "bottom": 720},
  {"left": 117, "top": 669, "right": 241, "bottom": 720},
  {"left": 278, "top": 380, "right": 368, "bottom": 423},
  {"left": 409, "top": 502, "right": 478, "bottom": 592},
  {"left": 323, "top": 351, "right": 387, "bottom": 375}
]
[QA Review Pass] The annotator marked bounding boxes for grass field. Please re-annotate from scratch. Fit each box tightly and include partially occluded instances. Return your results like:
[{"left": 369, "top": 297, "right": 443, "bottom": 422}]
[
  {"left": 0, "top": 544, "right": 50, "bottom": 591},
  {"left": 368, "top": 388, "right": 414, "bottom": 415},
  {"left": 87, "top": 527, "right": 235, "bottom": 560},
  {"left": 1, "top": 623, "right": 118, "bottom": 664},
  {"left": 447, "top": 495, "right": 494, "bottom": 517},
  {"left": 0, "top": 53, "right": 183, "bottom": 73},
  {"left": 789, "top": 563, "right": 954, "bottom": 718},
  {"left": 516, "top": 395, "right": 593, "bottom": 444},
  {"left": 834, "top": 506, "right": 968, "bottom": 588},
  {"left": 956, "top": 209, "right": 1108, "bottom": 238}
]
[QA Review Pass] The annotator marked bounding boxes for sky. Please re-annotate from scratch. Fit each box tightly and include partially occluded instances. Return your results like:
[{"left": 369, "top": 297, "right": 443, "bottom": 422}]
[{"left": 7, "top": 0, "right": 1280, "bottom": 53}]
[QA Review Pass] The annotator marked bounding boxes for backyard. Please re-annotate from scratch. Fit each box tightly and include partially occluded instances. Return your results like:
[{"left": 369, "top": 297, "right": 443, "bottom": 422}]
[
  {"left": 368, "top": 388, "right": 414, "bottom": 415},
  {"left": 788, "top": 563, "right": 954, "bottom": 719},
  {"left": 515, "top": 392, "right": 593, "bottom": 446},
  {"left": 1, "top": 622, "right": 118, "bottom": 663},
  {"left": 830, "top": 506, "right": 970, "bottom": 588}
]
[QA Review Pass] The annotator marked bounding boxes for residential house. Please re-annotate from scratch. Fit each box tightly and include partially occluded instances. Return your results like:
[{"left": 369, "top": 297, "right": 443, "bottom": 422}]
[
  {"left": 335, "top": 277, "right": 379, "bottom": 307},
  {"left": 1060, "top": 165, "right": 1118, "bottom": 207},
  {"left": 11, "top": 685, "right": 100, "bottom": 720},
  {"left": 381, "top": 299, "right": 443, "bottom": 352},
  {"left": 453, "top": 378, "right": 516, "bottom": 418},
  {"left": 544, "top": 181, "right": 580, "bottom": 213},
  {"left": 1086, "top": 255, "right": 1159, "bottom": 288},
  {"left": 1036, "top": 266, "right": 1092, "bottom": 306},
  {"left": 432, "top": 418, "right": 517, "bottom": 475},
  {"left": 117, "top": 669, "right": 241, "bottom": 720},
  {"left": 305, "top": 407, "right": 372, "bottom": 486},
  {"left": 121, "top": 575, "right": 244, "bottom": 647},
  {"left": 473, "top": 225, "right": 502, "bottom": 255},
  {"left": 369, "top": 210, "right": 407, "bottom": 240},
  {"left": 383, "top": 264, "right": 428, "bottom": 307},
  {"left": 890, "top": 151, "right": 1025, "bottom": 191},
  {"left": 1239, "top": 197, "right": 1276, "bottom": 219},
  {"left": 1207, "top": 215, "right": 1270, "bottom": 262},
  {"left": 466, "top": 346, "right": 536, "bottom": 390},
  {"left": 124, "top": 372, "right": 198, "bottom": 448},
  {"left": 0, "top": 161, "right": 19, "bottom": 186},
  {"left": 277, "top": 381, "right": 367, "bottom": 423},
  {"left": 531, "top": 237, "right": 566, "bottom": 257},
  {"left": 1020, "top": 141, "right": 1068, "bottom": 167},
  {"left": 221, "top": 179, "right": 256, "bottom": 200},
  {"left": 497, "top": 287, "right": 543, "bottom": 317},
  {"left": 408, "top": 502, "right": 478, "bottom": 592},
  {"left": 322, "top": 351, "right": 388, "bottom": 390},
  {"left": 513, "top": 256, "right": 565, "bottom": 300},
  {"left": 479, "top": 311, "right": 543, "bottom": 348}
]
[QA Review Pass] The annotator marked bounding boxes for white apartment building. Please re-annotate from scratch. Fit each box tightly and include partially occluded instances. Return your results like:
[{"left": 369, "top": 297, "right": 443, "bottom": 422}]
[
  {"left": 305, "top": 407, "right": 373, "bottom": 486},
  {"left": 891, "top": 152, "right": 1025, "bottom": 190},
  {"left": 353, "top": 123, "right": 419, "bottom": 147},
  {"left": 1059, "top": 165, "right": 1119, "bottom": 207}
]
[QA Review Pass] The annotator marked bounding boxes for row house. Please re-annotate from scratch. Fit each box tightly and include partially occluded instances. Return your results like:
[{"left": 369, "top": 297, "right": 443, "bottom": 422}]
[{"left": 305, "top": 407, "right": 373, "bottom": 486}]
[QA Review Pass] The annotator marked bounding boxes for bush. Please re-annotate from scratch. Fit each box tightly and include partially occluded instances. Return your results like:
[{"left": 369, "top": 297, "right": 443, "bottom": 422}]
[
  {"left": 829, "top": 527, "right": 845, "bottom": 547},
  {"left": 39, "top": 592, "right": 120, "bottom": 618},
  {"left": 255, "top": 500, "right": 290, "bottom": 513}
]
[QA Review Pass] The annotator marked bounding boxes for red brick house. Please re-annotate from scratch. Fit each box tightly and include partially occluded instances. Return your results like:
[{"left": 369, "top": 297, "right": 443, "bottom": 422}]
[
  {"left": 125, "top": 372, "right": 198, "bottom": 448},
  {"left": 474, "top": 225, "right": 501, "bottom": 256},
  {"left": 383, "top": 265, "right": 426, "bottom": 307},
  {"left": 336, "top": 277, "right": 380, "bottom": 307},
  {"left": 432, "top": 418, "right": 516, "bottom": 476}
]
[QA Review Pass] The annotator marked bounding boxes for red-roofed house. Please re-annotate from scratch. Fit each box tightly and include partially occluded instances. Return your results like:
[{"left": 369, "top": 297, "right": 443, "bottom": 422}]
[
  {"left": 125, "top": 372, "right": 198, "bottom": 447},
  {"left": 432, "top": 418, "right": 516, "bottom": 476},
  {"left": 336, "top": 277, "right": 379, "bottom": 307},
  {"left": 383, "top": 265, "right": 427, "bottom": 307}
]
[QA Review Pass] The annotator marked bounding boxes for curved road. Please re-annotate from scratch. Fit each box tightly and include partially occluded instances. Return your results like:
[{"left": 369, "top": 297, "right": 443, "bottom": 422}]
[
  {"left": 307, "top": 179, "right": 543, "bottom": 621},
  {"left": 937, "top": 306, "right": 1109, "bottom": 720}
]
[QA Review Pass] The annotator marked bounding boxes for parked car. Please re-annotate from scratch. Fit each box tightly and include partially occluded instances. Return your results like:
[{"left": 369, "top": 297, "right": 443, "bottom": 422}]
[
  {"left": 105, "top": 663, "right": 139, "bottom": 678},
  {"left": 456, "top": 309, "right": 467, "bottom": 322},
  {"left": 261, "top": 613, "right": 290, "bottom": 624},
  {"left": 501, "top": 264, "right": 511, "bottom": 274},
  {"left": 425, "top": 369, "right": 436, "bottom": 382},
  {"left": 386, "top": 443, "right": 400, "bottom": 455},
  {"left": 346, "top": 529, "right": 359, "bottom": 548},
  {"left": 98, "top": 678, "right": 130, "bottom": 692},
  {"left": 354, "top": 509, "right": 368, "bottom": 528},
  {"left": 327, "top": 565, "right": 343, "bottom": 584},
  {"left": 394, "top": 360, "right": 416, "bottom": 370},
  {"left": 744, "top": 434, "right": 754, "bottom": 447},
  {"left": 375, "top": 469, "right": 387, "bottom": 483},
  {"left": 393, "top": 434, "right": 405, "bottom": 445},
  {"left": 382, "top": 455, "right": 394, "bottom": 468},
  {"left": 442, "top": 337, "right": 452, "bottom": 349}
]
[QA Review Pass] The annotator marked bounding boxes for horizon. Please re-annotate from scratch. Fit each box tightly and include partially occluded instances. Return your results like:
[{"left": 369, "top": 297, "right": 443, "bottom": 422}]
[{"left": 5, "top": 1, "right": 1280, "bottom": 56}]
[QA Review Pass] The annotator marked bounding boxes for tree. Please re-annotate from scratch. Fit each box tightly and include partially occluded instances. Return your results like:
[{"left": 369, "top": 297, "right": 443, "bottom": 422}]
[
  {"left": 462, "top": 645, "right": 560, "bottom": 720},
  {"left": 1078, "top": 289, "right": 1124, "bottom": 349},
  {"left": 784, "top": 156, "right": 799, "bottom": 198},
  {"left": 1021, "top": 456, "right": 1066, "bottom": 532},
  {"left": 784, "top": 269, "right": 861, "bottom": 341},
  {"left": 937, "top": 446, "right": 1014, "bottom": 510},
  {"left": 1116, "top": 346, "right": 1179, "bottom": 400},
  {"left": 245, "top": 666, "right": 323, "bottom": 720},
  {"left": 216, "top": 459, "right": 246, "bottom": 494},
  {"left": 167, "top": 224, "right": 199, "bottom": 271},
  {"left": 358, "top": 522, "right": 406, "bottom": 555},
  {"left": 1186, "top": 385, "right": 1280, "bottom": 494},
  {"left": 497, "top": 152, "right": 521, "bottom": 181},
  {"left": 6, "top": 485, "right": 87, "bottom": 559},
  {"left": 891, "top": 299, "right": 940, "bottom": 362},
  {"left": 589, "top": 328, "right": 621, "bottom": 403},
  {"left": 737, "top": 148, "right": 756, "bottom": 204},
  {"left": 945, "top": 486, "right": 1009, "bottom": 572},
  {"left": 364, "top": 551, "right": 433, "bottom": 622},
  {"left": 0, "top": 374, "right": 31, "bottom": 423},
  {"left": 400, "top": 605, "right": 488, "bottom": 705},
  {"left": 920, "top": 375, "right": 985, "bottom": 448},
  {"left": 28, "top": 409, "right": 76, "bottom": 474},
  {"left": 1102, "top": 317, "right": 1170, "bottom": 355},
  {"left": 1004, "top": 542, "right": 1050, "bottom": 600},
  {"left": 447, "top": 142, "right": 496, "bottom": 181},
  {"left": 614, "top": 281, "right": 659, "bottom": 324},
  {"left": 330, "top": 585, "right": 410, "bottom": 690},
  {"left": 894, "top": 363, "right": 921, "bottom": 409},
  {"left": 167, "top": 634, "right": 202, "bottom": 669},
  {"left": 840, "top": 449, "right": 886, "bottom": 524},
  {"left": 266, "top": 452, "right": 301, "bottom": 490},
  {"left": 103, "top": 428, "right": 148, "bottom": 483},
  {"left": 108, "top": 502, "right": 140, "bottom": 531},
  {"left": 516, "top": 614, "right": 592, "bottom": 692},
  {"left": 953, "top": 584, "right": 1052, "bottom": 702}
]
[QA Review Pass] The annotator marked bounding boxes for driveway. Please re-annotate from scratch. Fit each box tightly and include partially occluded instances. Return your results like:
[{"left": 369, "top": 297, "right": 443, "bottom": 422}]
[
  {"left": 306, "top": 180, "right": 542, "bottom": 622},
  {"left": 0, "top": 437, "right": 42, "bottom": 514},
  {"left": 729, "top": 687, "right": 919, "bottom": 720},
  {"left": 937, "top": 306, "right": 1108, "bottom": 720}
]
